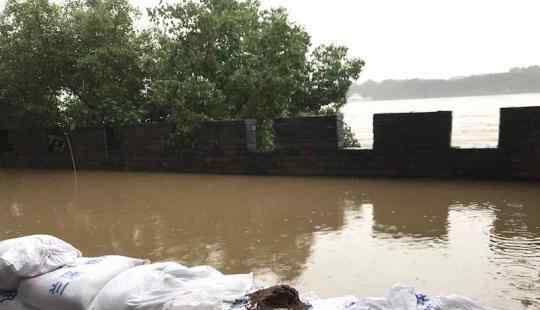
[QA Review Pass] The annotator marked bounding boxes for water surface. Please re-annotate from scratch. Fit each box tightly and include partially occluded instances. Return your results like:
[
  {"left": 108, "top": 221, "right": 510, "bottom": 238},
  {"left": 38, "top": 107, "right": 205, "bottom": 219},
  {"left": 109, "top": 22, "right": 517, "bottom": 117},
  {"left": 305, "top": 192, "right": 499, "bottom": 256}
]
[
  {"left": 342, "top": 93, "right": 540, "bottom": 148},
  {"left": 1, "top": 170, "right": 539, "bottom": 309}
]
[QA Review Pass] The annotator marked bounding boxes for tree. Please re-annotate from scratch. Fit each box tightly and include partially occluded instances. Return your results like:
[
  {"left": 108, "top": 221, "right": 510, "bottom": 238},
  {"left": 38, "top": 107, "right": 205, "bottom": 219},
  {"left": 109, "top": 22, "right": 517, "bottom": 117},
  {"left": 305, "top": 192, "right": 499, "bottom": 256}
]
[
  {"left": 0, "top": 0, "right": 69, "bottom": 128},
  {"left": 1, "top": 0, "right": 365, "bottom": 140},
  {"left": 296, "top": 45, "right": 365, "bottom": 114},
  {"left": 0, "top": 0, "right": 149, "bottom": 129},
  {"left": 61, "top": 0, "right": 148, "bottom": 128},
  {"left": 148, "top": 0, "right": 364, "bottom": 128}
]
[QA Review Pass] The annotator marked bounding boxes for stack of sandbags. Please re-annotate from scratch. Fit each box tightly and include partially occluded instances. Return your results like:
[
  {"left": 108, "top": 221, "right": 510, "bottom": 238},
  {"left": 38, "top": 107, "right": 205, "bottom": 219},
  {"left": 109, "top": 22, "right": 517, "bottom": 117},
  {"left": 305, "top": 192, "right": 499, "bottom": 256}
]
[
  {"left": 0, "top": 235, "right": 493, "bottom": 310},
  {"left": 229, "top": 285, "right": 492, "bottom": 310},
  {"left": 305, "top": 286, "right": 492, "bottom": 310},
  {"left": 89, "top": 262, "right": 254, "bottom": 310},
  {"left": 18, "top": 256, "right": 146, "bottom": 310},
  {"left": 0, "top": 235, "right": 82, "bottom": 310},
  {"left": 0, "top": 235, "right": 146, "bottom": 310}
]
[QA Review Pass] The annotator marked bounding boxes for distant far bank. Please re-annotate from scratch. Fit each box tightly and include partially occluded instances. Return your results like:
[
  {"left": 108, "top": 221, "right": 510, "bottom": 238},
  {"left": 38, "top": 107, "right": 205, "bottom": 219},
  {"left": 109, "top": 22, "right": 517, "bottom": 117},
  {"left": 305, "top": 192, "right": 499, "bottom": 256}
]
[{"left": 348, "top": 66, "right": 540, "bottom": 101}]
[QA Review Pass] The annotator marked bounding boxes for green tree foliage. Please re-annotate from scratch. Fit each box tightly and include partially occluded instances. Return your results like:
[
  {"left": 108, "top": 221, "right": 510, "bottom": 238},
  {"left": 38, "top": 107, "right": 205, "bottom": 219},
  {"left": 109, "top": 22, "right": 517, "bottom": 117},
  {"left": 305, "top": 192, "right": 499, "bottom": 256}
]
[
  {"left": 0, "top": 0, "right": 68, "bottom": 127},
  {"left": 320, "top": 106, "right": 360, "bottom": 148},
  {"left": 1, "top": 0, "right": 364, "bottom": 141},
  {"left": 293, "top": 45, "right": 365, "bottom": 114},
  {"left": 147, "top": 0, "right": 364, "bottom": 125},
  {"left": 61, "top": 0, "right": 148, "bottom": 127},
  {"left": 0, "top": 0, "right": 148, "bottom": 128}
]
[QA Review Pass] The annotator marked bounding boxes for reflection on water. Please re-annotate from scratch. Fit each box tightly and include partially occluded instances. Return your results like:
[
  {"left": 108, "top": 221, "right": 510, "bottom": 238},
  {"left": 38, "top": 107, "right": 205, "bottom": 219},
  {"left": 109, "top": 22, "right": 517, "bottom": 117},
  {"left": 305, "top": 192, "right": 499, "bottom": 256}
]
[
  {"left": 0, "top": 170, "right": 539, "bottom": 309},
  {"left": 371, "top": 183, "right": 449, "bottom": 242}
]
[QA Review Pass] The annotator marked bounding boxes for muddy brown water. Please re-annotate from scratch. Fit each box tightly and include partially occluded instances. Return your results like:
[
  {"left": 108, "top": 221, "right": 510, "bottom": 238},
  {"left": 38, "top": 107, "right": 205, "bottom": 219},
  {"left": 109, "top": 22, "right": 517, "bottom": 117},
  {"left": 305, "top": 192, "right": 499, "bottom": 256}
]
[{"left": 0, "top": 169, "right": 539, "bottom": 309}]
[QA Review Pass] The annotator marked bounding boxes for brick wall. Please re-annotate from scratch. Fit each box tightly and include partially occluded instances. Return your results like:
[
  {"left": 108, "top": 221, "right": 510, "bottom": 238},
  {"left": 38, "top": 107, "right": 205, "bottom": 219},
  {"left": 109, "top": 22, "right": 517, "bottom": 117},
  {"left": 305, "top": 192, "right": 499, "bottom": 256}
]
[
  {"left": 192, "top": 120, "right": 256, "bottom": 155},
  {"left": 499, "top": 107, "right": 540, "bottom": 154},
  {"left": 274, "top": 115, "right": 343, "bottom": 151},
  {"left": 70, "top": 128, "right": 107, "bottom": 163},
  {"left": 373, "top": 111, "right": 452, "bottom": 153},
  {"left": 499, "top": 107, "right": 540, "bottom": 179},
  {"left": 121, "top": 124, "right": 174, "bottom": 160},
  {"left": 3, "top": 129, "right": 69, "bottom": 168},
  {"left": 1, "top": 108, "right": 540, "bottom": 180},
  {"left": 0, "top": 130, "right": 10, "bottom": 153}
]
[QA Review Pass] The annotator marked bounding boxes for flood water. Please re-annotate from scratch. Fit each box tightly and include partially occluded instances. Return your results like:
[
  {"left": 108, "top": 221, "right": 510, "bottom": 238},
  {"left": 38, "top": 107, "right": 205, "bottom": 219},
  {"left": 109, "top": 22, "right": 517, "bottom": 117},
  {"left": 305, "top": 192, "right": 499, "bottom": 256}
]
[
  {"left": 342, "top": 93, "right": 540, "bottom": 149},
  {"left": 1, "top": 170, "right": 539, "bottom": 309}
]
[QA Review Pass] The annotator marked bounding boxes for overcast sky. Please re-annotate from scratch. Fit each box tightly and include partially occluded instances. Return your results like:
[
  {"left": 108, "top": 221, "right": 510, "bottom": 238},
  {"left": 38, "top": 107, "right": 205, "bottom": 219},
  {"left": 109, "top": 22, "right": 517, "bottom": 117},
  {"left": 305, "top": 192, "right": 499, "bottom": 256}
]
[
  {"left": 261, "top": 0, "right": 540, "bottom": 82},
  {"left": 2, "top": 0, "right": 540, "bottom": 82}
]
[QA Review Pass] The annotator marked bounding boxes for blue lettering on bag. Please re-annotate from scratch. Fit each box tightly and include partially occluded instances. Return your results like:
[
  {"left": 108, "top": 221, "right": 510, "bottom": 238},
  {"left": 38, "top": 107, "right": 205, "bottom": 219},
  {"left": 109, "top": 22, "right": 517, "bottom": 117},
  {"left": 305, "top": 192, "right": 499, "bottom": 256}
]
[{"left": 49, "top": 282, "right": 70, "bottom": 296}]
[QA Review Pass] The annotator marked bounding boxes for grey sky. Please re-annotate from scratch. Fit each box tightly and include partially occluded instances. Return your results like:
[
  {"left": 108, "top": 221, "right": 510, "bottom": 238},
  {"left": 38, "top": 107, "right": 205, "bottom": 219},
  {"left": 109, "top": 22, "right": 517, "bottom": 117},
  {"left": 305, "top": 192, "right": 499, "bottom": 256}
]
[
  {"left": 135, "top": 0, "right": 540, "bottom": 81},
  {"left": 2, "top": 0, "right": 539, "bottom": 82},
  {"left": 261, "top": 0, "right": 540, "bottom": 82}
]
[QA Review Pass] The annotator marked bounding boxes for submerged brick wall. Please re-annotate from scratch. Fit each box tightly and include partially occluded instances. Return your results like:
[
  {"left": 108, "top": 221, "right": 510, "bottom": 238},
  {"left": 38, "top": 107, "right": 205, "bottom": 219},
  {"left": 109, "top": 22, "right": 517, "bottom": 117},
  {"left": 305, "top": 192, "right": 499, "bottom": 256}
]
[
  {"left": 122, "top": 124, "right": 174, "bottom": 159},
  {"left": 499, "top": 107, "right": 540, "bottom": 154},
  {"left": 70, "top": 128, "right": 107, "bottom": 164},
  {"left": 370, "top": 112, "right": 453, "bottom": 177},
  {"left": 274, "top": 115, "right": 344, "bottom": 151},
  {"left": 1, "top": 108, "right": 540, "bottom": 180},
  {"left": 2, "top": 129, "right": 69, "bottom": 168},
  {"left": 499, "top": 107, "right": 540, "bottom": 179},
  {"left": 191, "top": 120, "right": 256, "bottom": 154},
  {"left": 373, "top": 111, "right": 452, "bottom": 153},
  {"left": 0, "top": 130, "right": 11, "bottom": 153}
]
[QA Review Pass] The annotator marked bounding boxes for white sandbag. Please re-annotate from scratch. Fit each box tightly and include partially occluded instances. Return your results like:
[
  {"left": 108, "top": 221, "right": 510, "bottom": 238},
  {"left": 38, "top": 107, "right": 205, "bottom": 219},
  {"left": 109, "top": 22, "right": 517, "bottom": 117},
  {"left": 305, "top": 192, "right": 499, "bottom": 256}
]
[
  {"left": 89, "top": 262, "right": 254, "bottom": 310},
  {"left": 19, "top": 256, "right": 146, "bottom": 310},
  {"left": 428, "top": 295, "right": 491, "bottom": 310},
  {"left": 0, "top": 235, "right": 81, "bottom": 290},
  {"left": 304, "top": 285, "right": 492, "bottom": 310},
  {"left": 384, "top": 285, "right": 419, "bottom": 309},
  {"left": 308, "top": 296, "right": 364, "bottom": 310},
  {"left": 0, "top": 291, "right": 32, "bottom": 310},
  {"left": 164, "top": 291, "right": 223, "bottom": 310},
  {"left": 370, "top": 286, "right": 491, "bottom": 310},
  {"left": 299, "top": 286, "right": 415, "bottom": 310},
  {"left": 164, "top": 272, "right": 254, "bottom": 310},
  {"left": 89, "top": 262, "right": 187, "bottom": 310}
]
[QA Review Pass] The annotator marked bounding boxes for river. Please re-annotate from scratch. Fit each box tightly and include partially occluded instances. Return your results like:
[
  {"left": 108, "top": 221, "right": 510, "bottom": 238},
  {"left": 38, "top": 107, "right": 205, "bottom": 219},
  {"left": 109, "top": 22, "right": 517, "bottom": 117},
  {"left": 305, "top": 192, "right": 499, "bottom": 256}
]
[
  {"left": 0, "top": 170, "right": 539, "bottom": 309},
  {"left": 342, "top": 93, "right": 540, "bottom": 149}
]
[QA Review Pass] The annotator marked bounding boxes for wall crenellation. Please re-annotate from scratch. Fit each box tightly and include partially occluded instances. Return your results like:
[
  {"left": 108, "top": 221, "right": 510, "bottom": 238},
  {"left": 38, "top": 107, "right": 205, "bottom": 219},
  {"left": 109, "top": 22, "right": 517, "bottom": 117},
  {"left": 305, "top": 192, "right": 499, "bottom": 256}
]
[
  {"left": 373, "top": 111, "right": 452, "bottom": 154},
  {"left": 1, "top": 107, "right": 539, "bottom": 180}
]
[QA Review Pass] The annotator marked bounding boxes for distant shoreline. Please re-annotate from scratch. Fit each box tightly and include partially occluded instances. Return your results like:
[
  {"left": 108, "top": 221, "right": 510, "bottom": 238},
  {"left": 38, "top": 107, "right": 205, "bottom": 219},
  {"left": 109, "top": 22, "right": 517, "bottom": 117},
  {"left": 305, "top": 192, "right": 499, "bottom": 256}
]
[
  {"left": 349, "top": 66, "right": 540, "bottom": 101},
  {"left": 347, "top": 91, "right": 540, "bottom": 102}
]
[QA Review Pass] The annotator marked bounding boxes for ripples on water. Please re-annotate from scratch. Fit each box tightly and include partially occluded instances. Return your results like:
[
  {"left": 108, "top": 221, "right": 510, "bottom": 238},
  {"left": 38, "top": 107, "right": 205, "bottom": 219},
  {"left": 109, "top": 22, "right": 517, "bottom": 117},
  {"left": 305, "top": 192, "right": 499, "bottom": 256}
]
[{"left": 1, "top": 170, "right": 539, "bottom": 309}]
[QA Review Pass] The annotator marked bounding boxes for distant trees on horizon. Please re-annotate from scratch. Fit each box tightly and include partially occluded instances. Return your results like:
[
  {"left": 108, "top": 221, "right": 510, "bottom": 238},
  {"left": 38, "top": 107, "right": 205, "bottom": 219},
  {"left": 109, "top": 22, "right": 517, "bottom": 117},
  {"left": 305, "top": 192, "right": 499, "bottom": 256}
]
[{"left": 349, "top": 66, "right": 540, "bottom": 100}]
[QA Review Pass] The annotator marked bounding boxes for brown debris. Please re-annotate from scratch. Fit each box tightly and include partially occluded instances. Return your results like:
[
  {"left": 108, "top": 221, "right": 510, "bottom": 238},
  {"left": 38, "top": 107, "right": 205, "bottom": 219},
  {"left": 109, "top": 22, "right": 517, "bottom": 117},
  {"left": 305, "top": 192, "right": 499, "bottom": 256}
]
[{"left": 245, "top": 285, "right": 309, "bottom": 310}]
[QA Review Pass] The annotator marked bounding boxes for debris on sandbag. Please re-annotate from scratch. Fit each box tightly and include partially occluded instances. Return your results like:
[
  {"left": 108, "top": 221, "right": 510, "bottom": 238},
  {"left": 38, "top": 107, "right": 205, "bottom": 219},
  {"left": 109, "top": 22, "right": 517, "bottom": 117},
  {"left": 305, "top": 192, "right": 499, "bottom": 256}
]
[{"left": 244, "top": 285, "right": 309, "bottom": 310}]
